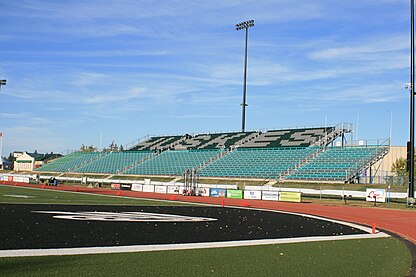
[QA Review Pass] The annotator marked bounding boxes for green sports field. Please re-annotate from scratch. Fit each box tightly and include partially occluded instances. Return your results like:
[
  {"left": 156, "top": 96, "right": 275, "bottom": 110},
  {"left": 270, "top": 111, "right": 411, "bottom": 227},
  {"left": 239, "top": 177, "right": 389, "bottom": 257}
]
[
  {"left": 0, "top": 185, "right": 413, "bottom": 277},
  {"left": 0, "top": 185, "right": 183, "bottom": 206}
]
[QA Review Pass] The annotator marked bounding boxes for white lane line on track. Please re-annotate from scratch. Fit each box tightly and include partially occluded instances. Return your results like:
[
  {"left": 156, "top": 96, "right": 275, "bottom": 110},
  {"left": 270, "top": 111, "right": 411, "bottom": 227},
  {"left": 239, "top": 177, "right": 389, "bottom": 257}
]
[{"left": 0, "top": 233, "right": 389, "bottom": 258}]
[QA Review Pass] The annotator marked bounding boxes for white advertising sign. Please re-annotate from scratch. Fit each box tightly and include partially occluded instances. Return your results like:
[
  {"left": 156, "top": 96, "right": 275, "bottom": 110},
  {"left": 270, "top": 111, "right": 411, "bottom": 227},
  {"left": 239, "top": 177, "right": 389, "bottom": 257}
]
[
  {"left": 131, "top": 183, "right": 143, "bottom": 192},
  {"left": 199, "top": 187, "right": 210, "bottom": 197},
  {"left": 262, "top": 191, "right": 280, "bottom": 201},
  {"left": 244, "top": 190, "right": 262, "bottom": 200},
  {"left": 143, "top": 184, "right": 155, "bottom": 193},
  {"left": 366, "top": 188, "right": 386, "bottom": 203},
  {"left": 155, "top": 185, "right": 167, "bottom": 194},
  {"left": 167, "top": 186, "right": 181, "bottom": 194},
  {"left": 10, "top": 176, "right": 30, "bottom": 183}
]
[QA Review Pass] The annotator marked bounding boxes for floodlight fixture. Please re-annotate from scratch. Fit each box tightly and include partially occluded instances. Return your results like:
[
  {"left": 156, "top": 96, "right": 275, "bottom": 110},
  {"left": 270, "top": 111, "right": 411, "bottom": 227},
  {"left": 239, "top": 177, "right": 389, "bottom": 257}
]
[
  {"left": 0, "top": 79, "right": 6, "bottom": 90},
  {"left": 236, "top": 20, "right": 254, "bottom": 132},
  {"left": 235, "top": 20, "right": 254, "bottom": 30}
]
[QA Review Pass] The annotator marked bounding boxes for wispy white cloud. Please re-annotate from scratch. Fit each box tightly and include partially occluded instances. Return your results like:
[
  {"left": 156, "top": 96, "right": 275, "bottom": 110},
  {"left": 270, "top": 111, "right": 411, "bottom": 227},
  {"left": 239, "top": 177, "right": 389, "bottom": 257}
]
[
  {"left": 3, "top": 0, "right": 326, "bottom": 40},
  {"left": 174, "top": 114, "right": 230, "bottom": 119},
  {"left": 0, "top": 113, "right": 51, "bottom": 125},
  {"left": 309, "top": 35, "right": 408, "bottom": 60},
  {"left": 319, "top": 83, "right": 407, "bottom": 103},
  {"left": 0, "top": 0, "right": 411, "bottom": 150},
  {"left": 1, "top": 49, "right": 170, "bottom": 58}
]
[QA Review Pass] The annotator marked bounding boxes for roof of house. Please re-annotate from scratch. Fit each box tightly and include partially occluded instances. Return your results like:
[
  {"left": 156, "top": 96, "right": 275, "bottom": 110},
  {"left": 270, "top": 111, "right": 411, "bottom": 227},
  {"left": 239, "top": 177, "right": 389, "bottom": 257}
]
[{"left": 27, "top": 152, "right": 63, "bottom": 161}]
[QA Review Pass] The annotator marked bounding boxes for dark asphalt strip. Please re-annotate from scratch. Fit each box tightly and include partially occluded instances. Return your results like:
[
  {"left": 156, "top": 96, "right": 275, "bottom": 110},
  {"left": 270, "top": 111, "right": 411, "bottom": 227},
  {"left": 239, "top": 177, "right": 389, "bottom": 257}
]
[{"left": 0, "top": 204, "right": 366, "bottom": 250}]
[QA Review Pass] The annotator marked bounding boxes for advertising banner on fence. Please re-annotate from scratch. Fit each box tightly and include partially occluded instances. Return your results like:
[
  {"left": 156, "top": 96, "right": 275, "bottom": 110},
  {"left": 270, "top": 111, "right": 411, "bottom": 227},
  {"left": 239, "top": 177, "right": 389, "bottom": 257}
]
[
  {"left": 210, "top": 188, "right": 227, "bottom": 197},
  {"left": 244, "top": 190, "right": 262, "bottom": 200},
  {"left": 262, "top": 191, "right": 280, "bottom": 201},
  {"left": 111, "top": 183, "right": 120, "bottom": 190},
  {"left": 226, "top": 189, "right": 243, "bottom": 199},
  {"left": 279, "top": 191, "right": 301, "bottom": 202},
  {"left": 131, "top": 183, "right": 143, "bottom": 192},
  {"left": 167, "top": 186, "right": 181, "bottom": 194},
  {"left": 8, "top": 176, "right": 30, "bottom": 183},
  {"left": 199, "top": 187, "right": 210, "bottom": 197},
  {"left": 143, "top": 184, "right": 155, "bottom": 193},
  {"left": 155, "top": 185, "right": 167, "bottom": 194},
  {"left": 366, "top": 188, "right": 386, "bottom": 203},
  {"left": 120, "top": 184, "right": 132, "bottom": 191}
]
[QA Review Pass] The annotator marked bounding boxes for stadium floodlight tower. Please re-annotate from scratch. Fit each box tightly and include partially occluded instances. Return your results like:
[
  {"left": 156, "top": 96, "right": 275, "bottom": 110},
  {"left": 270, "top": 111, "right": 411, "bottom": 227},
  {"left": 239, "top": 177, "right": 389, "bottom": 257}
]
[
  {"left": 236, "top": 19, "right": 254, "bottom": 132},
  {"left": 0, "top": 79, "right": 6, "bottom": 90},
  {"left": 408, "top": 0, "right": 416, "bottom": 205}
]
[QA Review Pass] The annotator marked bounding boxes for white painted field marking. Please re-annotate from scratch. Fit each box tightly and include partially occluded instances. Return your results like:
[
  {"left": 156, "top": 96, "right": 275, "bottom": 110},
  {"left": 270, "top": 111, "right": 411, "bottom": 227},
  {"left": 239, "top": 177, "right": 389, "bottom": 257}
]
[
  {"left": 0, "top": 233, "right": 389, "bottom": 258},
  {"left": 3, "top": 194, "right": 34, "bottom": 199},
  {"left": 33, "top": 211, "right": 217, "bottom": 222}
]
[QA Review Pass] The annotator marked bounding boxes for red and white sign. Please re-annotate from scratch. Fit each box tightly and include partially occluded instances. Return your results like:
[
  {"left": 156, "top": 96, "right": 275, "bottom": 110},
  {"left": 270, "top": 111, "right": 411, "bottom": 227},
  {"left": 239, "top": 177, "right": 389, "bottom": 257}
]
[
  {"left": 366, "top": 188, "right": 386, "bottom": 203},
  {"left": 199, "top": 187, "right": 210, "bottom": 197},
  {"left": 110, "top": 183, "right": 120, "bottom": 190}
]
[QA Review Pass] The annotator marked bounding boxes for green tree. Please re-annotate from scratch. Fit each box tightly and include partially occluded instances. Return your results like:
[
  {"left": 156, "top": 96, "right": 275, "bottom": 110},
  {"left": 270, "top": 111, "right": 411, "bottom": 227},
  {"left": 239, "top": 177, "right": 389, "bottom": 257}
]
[
  {"left": 80, "top": 144, "right": 97, "bottom": 152},
  {"left": 6, "top": 153, "right": 15, "bottom": 163},
  {"left": 391, "top": 157, "right": 407, "bottom": 176}
]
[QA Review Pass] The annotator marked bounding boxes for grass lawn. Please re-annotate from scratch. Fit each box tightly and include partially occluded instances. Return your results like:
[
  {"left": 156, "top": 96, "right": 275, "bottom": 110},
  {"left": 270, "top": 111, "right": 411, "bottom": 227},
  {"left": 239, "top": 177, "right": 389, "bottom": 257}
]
[
  {"left": 0, "top": 185, "right": 184, "bottom": 206},
  {"left": 0, "top": 238, "right": 411, "bottom": 277}
]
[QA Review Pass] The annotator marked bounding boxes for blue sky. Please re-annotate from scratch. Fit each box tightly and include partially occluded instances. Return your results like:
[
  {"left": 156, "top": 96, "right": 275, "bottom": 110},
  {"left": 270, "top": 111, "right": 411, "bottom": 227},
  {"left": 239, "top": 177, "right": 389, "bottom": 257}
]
[{"left": 0, "top": 0, "right": 411, "bottom": 156}]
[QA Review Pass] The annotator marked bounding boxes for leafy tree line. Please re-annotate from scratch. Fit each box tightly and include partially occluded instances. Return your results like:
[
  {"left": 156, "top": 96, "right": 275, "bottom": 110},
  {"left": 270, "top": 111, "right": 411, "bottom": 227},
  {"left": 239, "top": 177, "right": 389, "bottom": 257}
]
[{"left": 79, "top": 141, "right": 124, "bottom": 152}]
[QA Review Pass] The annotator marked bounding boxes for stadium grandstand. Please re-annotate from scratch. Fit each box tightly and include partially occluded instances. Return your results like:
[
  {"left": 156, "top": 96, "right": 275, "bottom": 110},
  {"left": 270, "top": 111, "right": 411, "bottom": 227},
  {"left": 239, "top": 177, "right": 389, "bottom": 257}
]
[{"left": 36, "top": 123, "right": 390, "bottom": 183}]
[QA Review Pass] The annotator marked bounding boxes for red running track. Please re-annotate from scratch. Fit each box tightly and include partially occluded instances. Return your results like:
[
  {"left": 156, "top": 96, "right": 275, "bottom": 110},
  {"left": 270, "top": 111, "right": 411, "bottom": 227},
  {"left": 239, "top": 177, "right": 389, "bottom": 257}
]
[{"left": 2, "top": 181, "right": 416, "bottom": 244}]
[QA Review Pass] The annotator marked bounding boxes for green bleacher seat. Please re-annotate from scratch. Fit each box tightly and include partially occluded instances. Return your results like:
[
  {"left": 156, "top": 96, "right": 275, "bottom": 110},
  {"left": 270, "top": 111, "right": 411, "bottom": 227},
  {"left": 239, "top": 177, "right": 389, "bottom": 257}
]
[
  {"left": 75, "top": 151, "right": 154, "bottom": 174},
  {"left": 199, "top": 147, "right": 318, "bottom": 178},
  {"left": 36, "top": 152, "right": 102, "bottom": 172},
  {"left": 125, "top": 149, "right": 222, "bottom": 176},
  {"left": 286, "top": 146, "right": 388, "bottom": 181}
]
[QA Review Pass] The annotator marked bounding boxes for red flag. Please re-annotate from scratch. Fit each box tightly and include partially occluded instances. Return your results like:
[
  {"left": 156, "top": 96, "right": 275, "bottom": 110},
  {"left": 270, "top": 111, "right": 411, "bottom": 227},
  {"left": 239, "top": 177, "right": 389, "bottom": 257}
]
[{"left": 0, "top": 132, "right": 2, "bottom": 137}]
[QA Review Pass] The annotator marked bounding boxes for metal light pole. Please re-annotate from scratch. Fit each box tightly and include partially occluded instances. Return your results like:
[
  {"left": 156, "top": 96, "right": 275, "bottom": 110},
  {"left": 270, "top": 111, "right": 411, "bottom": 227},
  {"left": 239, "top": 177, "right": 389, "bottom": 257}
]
[
  {"left": 236, "top": 20, "right": 254, "bottom": 132},
  {"left": 409, "top": 0, "right": 415, "bottom": 203}
]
